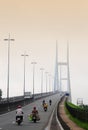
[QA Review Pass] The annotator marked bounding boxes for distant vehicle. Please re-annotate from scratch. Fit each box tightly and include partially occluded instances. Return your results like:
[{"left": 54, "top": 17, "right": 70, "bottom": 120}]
[
  {"left": 24, "top": 92, "right": 32, "bottom": 99},
  {"left": 66, "top": 93, "right": 69, "bottom": 96}
]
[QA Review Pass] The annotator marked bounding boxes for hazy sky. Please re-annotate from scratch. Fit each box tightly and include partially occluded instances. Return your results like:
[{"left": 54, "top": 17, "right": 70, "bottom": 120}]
[{"left": 0, "top": 0, "right": 88, "bottom": 104}]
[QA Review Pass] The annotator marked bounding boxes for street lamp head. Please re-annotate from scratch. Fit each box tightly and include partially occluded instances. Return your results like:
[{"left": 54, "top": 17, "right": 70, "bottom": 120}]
[
  {"left": 31, "top": 62, "right": 37, "bottom": 64},
  {"left": 21, "top": 54, "right": 29, "bottom": 56},
  {"left": 4, "top": 39, "right": 9, "bottom": 41},
  {"left": 4, "top": 39, "right": 15, "bottom": 41},
  {"left": 10, "top": 39, "right": 15, "bottom": 41},
  {"left": 40, "top": 68, "right": 44, "bottom": 71}
]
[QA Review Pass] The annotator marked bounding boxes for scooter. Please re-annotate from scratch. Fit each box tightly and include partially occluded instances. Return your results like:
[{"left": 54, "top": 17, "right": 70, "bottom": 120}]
[
  {"left": 28, "top": 113, "right": 40, "bottom": 123},
  {"left": 43, "top": 103, "right": 48, "bottom": 112},
  {"left": 32, "top": 114, "right": 37, "bottom": 123},
  {"left": 16, "top": 116, "right": 23, "bottom": 125},
  {"left": 44, "top": 107, "right": 47, "bottom": 111}
]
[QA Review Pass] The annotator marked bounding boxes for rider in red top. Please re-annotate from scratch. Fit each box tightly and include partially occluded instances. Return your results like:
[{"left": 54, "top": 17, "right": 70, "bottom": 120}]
[{"left": 32, "top": 107, "right": 38, "bottom": 115}]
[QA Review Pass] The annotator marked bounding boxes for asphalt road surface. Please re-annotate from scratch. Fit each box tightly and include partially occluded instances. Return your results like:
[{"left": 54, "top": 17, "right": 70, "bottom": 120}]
[{"left": 0, "top": 93, "right": 61, "bottom": 130}]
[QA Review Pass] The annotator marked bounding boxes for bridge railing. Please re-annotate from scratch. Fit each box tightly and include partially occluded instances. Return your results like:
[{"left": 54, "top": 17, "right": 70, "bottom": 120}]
[{"left": 0, "top": 92, "right": 55, "bottom": 114}]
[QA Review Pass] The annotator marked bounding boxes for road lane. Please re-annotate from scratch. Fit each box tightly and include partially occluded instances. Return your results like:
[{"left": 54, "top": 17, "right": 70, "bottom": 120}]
[{"left": 0, "top": 93, "right": 61, "bottom": 130}]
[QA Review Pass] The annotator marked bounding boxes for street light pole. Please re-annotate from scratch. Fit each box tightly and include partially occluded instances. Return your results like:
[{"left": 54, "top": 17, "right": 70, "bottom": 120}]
[
  {"left": 51, "top": 75, "right": 54, "bottom": 93},
  {"left": 40, "top": 68, "right": 44, "bottom": 96},
  {"left": 4, "top": 34, "right": 15, "bottom": 104},
  {"left": 21, "top": 52, "right": 28, "bottom": 98},
  {"left": 31, "top": 62, "right": 37, "bottom": 99},
  {"left": 45, "top": 72, "right": 48, "bottom": 94},
  {"left": 49, "top": 74, "right": 51, "bottom": 93}
]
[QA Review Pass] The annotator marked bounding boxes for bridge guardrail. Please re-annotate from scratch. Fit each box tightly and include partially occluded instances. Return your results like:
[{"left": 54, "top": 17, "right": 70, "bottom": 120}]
[{"left": 0, "top": 92, "right": 55, "bottom": 114}]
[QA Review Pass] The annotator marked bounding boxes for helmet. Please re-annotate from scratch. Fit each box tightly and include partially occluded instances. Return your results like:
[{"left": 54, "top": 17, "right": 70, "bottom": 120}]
[
  {"left": 17, "top": 105, "right": 22, "bottom": 108},
  {"left": 33, "top": 107, "right": 36, "bottom": 109}
]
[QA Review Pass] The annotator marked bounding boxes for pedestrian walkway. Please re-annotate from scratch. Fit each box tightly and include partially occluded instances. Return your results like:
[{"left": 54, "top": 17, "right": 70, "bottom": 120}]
[{"left": 58, "top": 97, "right": 84, "bottom": 130}]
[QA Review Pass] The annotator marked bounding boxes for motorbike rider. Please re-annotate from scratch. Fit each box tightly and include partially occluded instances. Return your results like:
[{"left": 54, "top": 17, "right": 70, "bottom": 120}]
[
  {"left": 29, "top": 106, "right": 40, "bottom": 121},
  {"left": 32, "top": 106, "right": 38, "bottom": 116},
  {"left": 16, "top": 105, "right": 24, "bottom": 122},
  {"left": 49, "top": 99, "right": 52, "bottom": 105},
  {"left": 42, "top": 100, "right": 45, "bottom": 106}
]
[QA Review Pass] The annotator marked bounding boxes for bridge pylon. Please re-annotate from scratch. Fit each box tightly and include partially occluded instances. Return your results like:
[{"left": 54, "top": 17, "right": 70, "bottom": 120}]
[
  {"left": 54, "top": 41, "right": 59, "bottom": 92},
  {"left": 54, "top": 42, "right": 72, "bottom": 102}
]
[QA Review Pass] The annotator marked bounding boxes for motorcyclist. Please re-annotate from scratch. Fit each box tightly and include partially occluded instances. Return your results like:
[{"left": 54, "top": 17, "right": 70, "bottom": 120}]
[
  {"left": 42, "top": 100, "right": 45, "bottom": 106},
  {"left": 28, "top": 106, "right": 40, "bottom": 122},
  {"left": 16, "top": 105, "right": 24, "bottom": 122},
  {"left": 32, "top": 107, "right": 38, "bottom": 116},
  {"left": 49, "top": 99, "right": 52, "bottom": 105}
]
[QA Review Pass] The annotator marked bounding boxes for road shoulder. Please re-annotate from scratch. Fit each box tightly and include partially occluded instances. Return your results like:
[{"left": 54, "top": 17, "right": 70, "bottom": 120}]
[{"left": 57, "top": 97, "right": 84, "bottom": 130}]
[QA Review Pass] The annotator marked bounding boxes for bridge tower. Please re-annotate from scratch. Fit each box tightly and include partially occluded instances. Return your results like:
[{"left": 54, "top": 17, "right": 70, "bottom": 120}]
[
  {"left": 54, "top": 42, "right": 72, "bottom": 102},
  {"left": 54, "top": 41, "right": 59, "bottom": 92}
]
